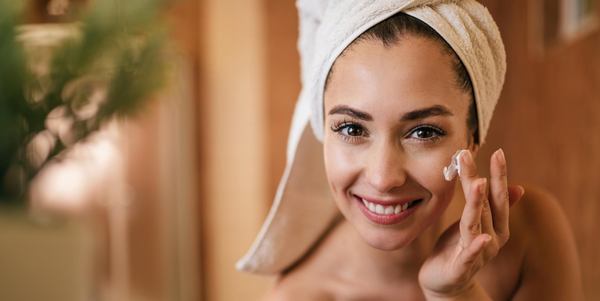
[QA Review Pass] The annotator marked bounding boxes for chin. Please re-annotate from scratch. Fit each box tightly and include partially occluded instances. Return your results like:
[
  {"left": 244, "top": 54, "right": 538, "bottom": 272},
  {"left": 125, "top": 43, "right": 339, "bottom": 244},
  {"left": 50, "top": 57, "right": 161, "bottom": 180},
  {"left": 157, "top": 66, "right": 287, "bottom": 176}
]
[{"left": 357, "top": 225, "right": 419, "bottom": 251}]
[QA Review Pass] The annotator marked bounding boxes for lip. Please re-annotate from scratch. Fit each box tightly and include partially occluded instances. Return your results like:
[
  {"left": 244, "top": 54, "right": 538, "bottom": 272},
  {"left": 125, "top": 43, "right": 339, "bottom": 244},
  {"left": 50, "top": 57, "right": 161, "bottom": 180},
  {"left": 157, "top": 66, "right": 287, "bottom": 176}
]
[{"left": 352, "top": 194, "right": 422, "bottom": 225}]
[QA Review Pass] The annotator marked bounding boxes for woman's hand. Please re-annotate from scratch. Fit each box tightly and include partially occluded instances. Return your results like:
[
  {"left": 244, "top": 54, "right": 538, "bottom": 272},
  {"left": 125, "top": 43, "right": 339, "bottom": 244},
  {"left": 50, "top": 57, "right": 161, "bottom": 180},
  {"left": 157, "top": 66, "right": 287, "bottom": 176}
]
[{"left": 418, "top": 149, "right": 525, "bottom": 300}]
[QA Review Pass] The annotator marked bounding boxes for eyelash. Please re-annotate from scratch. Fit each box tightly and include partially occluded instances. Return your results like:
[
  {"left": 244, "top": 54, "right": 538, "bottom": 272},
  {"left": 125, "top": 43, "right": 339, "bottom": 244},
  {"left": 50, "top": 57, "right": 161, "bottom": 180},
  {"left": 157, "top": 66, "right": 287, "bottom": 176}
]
[
  {"left": 405, "top": 124, "right": 446, "bottom": 142},
  {"left": 330, "top": 120, "right": 446, "bottom": 144},
  {"left": 330, "top": 120, "right": 367, "bottom": 143}
]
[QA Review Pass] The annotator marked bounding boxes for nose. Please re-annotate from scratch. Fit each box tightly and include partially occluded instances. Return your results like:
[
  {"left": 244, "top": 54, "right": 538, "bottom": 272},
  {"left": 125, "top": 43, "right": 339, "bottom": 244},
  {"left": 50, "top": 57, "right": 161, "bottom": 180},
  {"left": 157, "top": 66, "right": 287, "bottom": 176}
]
[{"left": 364, "top": 140, "right": 407, "bottom": 193}]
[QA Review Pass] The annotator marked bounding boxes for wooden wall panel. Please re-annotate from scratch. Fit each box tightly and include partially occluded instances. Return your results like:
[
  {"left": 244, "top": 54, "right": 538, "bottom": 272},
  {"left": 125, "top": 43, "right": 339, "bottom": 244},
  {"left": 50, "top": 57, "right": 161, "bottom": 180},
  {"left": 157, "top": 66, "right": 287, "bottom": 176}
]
[
  {"left": 198, "top": 0, "right": 272, "bottom": 300},
  {"left": 264, "top": 0, "right": 301, "bottom": 197},
  {"left": 123, "top": 104, "right": 168, "bottom": 301},
  {"left": 481, "top": 1, "right": 600, "bottom": 299}
]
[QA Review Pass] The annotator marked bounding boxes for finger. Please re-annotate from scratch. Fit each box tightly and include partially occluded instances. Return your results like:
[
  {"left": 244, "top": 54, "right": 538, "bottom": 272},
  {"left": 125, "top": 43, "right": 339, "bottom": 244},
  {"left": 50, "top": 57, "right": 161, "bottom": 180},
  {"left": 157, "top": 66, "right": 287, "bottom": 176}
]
[
  {"left": 480, "top": 198, "right": 501, "bottom": 261},
  {"left": 456, "top": 233, "right": 492, "bottom": 270},
  {"left": 458, "top": 150, "right": 479, "bottom": 195},
  {"left": 480, "top": 196, "right": 495, "bottom": 238},
  {"left": 477, "top": 164, "right": 494, "bottom": 238},
  {"left": 489, "top": 148, "right": 509, "bottom": 240},
  {"left": 508, "top": 185, "right": 525, "bottom": 207},
  {"left": 459, "top": 178, "right": 487, "bottom": 248}
]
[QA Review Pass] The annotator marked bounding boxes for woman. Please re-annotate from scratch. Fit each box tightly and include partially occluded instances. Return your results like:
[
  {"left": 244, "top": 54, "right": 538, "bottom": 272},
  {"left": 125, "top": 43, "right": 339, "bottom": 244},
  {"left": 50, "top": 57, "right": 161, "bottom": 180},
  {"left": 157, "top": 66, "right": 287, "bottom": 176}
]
[{"left": 238, "top": 1, "right": 583, "bottom": 300}]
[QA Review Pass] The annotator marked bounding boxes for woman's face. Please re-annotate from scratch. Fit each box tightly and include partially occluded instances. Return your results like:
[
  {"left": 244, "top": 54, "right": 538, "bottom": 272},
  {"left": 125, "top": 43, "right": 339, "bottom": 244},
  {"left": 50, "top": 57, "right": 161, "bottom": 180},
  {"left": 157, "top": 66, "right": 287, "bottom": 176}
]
[{"left": 323, "top": 35, "right": 476, "bottom": 250}]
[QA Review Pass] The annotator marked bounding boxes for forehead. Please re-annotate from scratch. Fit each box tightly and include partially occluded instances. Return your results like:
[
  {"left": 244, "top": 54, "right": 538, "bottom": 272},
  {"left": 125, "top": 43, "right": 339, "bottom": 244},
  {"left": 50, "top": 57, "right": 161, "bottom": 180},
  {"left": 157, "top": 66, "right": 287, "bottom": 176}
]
[{"left": 324, "top": 35, "right": 470, "bottom": 116}]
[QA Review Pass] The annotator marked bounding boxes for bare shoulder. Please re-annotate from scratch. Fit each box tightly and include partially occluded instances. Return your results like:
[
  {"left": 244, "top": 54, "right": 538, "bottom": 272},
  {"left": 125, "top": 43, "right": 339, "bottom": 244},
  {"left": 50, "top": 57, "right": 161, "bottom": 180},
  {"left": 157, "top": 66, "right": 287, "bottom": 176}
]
[
  {"left": 509, "top": 185, "right": 584, "bottom": 300},
  {"left": 510, "top": 185, "right": 578, "bottom": 250},
  {"left": 511, "top": 186, "right": 570, "bottom": 228},
  {"left": 263, "top": 273, "right": 334, "bottom": 301}
]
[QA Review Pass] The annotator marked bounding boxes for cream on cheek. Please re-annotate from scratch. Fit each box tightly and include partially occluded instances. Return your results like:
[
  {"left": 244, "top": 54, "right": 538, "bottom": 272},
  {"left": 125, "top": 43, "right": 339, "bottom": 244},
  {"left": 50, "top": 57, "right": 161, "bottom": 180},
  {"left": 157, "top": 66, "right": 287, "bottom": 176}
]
[{"left": 403, "top": 149, "right": 457, "bottom": 214}]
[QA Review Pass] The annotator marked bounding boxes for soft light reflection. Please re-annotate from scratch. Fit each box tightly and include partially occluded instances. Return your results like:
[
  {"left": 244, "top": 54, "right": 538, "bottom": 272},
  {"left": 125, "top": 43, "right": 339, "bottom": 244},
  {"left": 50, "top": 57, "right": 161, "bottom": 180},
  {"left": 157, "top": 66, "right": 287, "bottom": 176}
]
[
  {"left": 45, "top": 106, "right": 75, "bottom": 146},
  {"left": 26, "top": 130, "right": 56, "bottom": 169},
  {"left": 30, "top": 122, "right": 123, "bottom": 215}
]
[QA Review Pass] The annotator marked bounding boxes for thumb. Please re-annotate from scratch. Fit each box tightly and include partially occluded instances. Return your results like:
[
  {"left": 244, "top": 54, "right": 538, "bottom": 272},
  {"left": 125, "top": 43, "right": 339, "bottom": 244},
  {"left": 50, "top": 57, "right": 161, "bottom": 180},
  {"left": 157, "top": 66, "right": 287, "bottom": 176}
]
[{"left": 456, "top": 234, "right": 491, "bottom": 269}]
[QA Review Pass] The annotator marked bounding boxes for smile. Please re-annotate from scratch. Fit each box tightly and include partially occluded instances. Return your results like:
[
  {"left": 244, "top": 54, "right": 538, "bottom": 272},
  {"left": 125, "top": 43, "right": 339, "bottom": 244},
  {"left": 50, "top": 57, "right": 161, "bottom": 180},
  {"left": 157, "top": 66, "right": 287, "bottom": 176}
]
[
  {"left": 353, "top": 194, "right": 423, "bottom": 225},
  {"left": 361, "top": 198, "right": 421, "bottom": 215}
]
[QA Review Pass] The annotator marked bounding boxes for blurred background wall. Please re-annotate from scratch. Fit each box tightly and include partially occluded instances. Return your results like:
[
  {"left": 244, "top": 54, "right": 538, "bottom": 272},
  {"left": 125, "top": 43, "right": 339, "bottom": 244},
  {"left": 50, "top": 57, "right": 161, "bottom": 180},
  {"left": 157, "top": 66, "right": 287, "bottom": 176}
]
[
  {"left": 197, "top": 0, "right": 272, "bottom": 300},
  {"left": 196, "top": 0, "right": 302, "bottom": 299},
  {"left": 479, "top": 0, "right": 600, "bottom": 299}
]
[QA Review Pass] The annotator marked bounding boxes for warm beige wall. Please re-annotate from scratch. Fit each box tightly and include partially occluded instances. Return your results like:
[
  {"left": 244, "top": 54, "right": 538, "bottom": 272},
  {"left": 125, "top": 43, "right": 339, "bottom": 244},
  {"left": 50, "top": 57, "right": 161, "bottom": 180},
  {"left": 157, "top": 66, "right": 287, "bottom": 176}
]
[
  {"left": 264, "top": 0, "right": 301, "bottom": 196},
  {"left": 120, "top": 64, "right": 201, "bottom": 301},
  {"left": 198, "top": 0, "right": 272, "bottom": 300},
  {"left": 480, "top": 1, "right": 600, "bottom": 299}
]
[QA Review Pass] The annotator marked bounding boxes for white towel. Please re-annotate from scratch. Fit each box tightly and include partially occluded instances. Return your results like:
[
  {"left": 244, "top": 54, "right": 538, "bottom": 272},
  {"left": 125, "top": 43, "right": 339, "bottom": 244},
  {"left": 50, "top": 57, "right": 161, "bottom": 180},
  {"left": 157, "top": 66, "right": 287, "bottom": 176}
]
[{"left": 236, "top": 0, "right": 506, "bottom": 274}]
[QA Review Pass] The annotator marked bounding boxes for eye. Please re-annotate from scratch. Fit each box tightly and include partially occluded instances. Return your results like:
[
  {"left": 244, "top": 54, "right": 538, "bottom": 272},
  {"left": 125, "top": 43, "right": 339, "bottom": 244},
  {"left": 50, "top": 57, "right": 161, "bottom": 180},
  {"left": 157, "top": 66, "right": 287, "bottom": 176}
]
[
  {"left": 406, "top": 125, "right": 446, "bottom": 141},
  {"left": 340, "top": 124, "right": 364, "bottom": 136},
  {"left": 330, "top": 121, "right": 367, "bottom": 142}
]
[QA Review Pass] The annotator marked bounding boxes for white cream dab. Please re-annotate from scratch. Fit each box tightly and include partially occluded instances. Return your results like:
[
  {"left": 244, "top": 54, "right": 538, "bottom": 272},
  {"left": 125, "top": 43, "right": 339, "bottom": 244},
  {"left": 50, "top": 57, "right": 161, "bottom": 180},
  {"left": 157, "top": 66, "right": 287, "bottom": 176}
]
[{"left": 443, "top": 149, "right": 467, "bottom": 181}]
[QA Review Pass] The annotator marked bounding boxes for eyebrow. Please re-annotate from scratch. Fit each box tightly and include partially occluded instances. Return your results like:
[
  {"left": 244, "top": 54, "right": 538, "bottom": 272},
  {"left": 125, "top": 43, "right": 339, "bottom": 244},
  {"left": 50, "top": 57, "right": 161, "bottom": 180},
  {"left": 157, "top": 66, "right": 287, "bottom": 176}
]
[
  {"left": 328, "top": 105, "right": 373, "bottom": 121},
  {"left": 400, "top": 104, "right": 453, "bottom": 121},
  {"left": 327, "top": 104, "right": 453, "bottom": 121}
]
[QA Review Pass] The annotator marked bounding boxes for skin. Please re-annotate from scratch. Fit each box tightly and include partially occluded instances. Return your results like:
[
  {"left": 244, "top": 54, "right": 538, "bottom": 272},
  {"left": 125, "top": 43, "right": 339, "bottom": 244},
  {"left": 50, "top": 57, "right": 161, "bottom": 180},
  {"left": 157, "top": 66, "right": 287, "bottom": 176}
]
[{"left": 265, "top": 35, "right": 584, "bottom": 300}]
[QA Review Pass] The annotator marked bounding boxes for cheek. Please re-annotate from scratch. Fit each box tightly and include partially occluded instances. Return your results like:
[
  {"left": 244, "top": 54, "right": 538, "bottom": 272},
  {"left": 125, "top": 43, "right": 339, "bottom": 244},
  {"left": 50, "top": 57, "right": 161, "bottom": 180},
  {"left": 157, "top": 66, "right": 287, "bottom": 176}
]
[
  {"left": 406, "top": 149, "right": 457, "bottom": 206},
  {"left": 323, "top": 138, "right": 359, "bottom": 196}
]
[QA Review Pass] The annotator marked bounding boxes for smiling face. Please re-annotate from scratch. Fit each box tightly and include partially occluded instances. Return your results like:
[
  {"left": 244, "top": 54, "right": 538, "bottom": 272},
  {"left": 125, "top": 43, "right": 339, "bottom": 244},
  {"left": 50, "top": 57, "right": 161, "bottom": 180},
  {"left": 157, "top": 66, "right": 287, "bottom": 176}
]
[{"left": 323, "top": 34, "right": 477, "bottom": 250}]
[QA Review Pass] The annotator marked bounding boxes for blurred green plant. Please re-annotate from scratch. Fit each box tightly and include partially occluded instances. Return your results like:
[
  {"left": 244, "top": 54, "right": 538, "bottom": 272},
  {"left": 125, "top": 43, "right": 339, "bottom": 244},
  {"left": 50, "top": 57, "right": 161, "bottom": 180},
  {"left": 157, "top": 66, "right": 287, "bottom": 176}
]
[{"left": 0, "top": 0, "right": 168, "bottom": 205}]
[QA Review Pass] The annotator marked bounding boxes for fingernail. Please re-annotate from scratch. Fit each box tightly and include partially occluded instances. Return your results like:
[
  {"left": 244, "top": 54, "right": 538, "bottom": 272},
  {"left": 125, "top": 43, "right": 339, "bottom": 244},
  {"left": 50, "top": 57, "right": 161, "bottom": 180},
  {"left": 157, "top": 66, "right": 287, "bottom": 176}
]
[
  {"left": 482, "top": 234, "right": 492, "bottom": 242},
  {"left": 518, "top": 186, "right": 525, "bottom": 198},
  {"left": 496, "top": 148, "right": 506, "bottom": 166},
  {"left": 460, "top": 149, "right": 471, "bottom": 166},
  {"left": 456, "top": 150, "right": 466, "bottom": 176}
]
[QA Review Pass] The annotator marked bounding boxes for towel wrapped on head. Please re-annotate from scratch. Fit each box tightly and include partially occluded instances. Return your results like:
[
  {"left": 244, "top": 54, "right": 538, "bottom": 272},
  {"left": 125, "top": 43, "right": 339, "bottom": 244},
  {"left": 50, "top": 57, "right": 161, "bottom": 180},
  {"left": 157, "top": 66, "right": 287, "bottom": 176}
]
[{"left": 237, "top": 0, "right": 506, "bottom": 274}]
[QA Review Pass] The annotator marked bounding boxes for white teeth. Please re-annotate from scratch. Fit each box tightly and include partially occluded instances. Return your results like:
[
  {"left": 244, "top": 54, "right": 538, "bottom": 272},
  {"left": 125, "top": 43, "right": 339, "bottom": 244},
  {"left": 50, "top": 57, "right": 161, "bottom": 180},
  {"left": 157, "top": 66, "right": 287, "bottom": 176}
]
[{"left": 361, "top": 197, "right": 417, "bottom": 216}]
